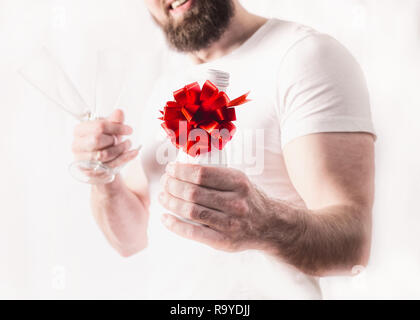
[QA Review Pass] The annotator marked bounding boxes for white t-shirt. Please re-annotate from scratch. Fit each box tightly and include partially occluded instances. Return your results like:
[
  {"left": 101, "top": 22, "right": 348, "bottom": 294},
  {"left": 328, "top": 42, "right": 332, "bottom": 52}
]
[{"left": 134, "top": 19, "right": 375, "bottom": 299}]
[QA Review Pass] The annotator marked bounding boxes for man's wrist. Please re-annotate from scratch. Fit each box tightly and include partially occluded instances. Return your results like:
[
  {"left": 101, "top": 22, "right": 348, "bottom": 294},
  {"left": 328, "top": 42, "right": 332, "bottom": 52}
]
[
  {"left": 92, "top": 174, "right": 124, "bottom": 198},
  {"left": 258, "top": 197, "right": 307, "bottom": 257}
]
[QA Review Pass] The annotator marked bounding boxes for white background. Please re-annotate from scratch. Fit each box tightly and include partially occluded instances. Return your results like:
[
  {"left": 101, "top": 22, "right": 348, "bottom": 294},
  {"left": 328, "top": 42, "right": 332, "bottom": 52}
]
[{"left": 1, "top": 0, "right": 420, "bottom": 299}]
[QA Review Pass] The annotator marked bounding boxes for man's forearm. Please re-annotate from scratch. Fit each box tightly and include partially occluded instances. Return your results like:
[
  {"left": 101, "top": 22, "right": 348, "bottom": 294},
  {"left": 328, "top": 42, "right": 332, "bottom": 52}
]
[
  {"left": 262, "top": 199, "right": 371, "bottom": 276},
  {"left": 91, "top": 175, "right": 149, "bottom": 257}
]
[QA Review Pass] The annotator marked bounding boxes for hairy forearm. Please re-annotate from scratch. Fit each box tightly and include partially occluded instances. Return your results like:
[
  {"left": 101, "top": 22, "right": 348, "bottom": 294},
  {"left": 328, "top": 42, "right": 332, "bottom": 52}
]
[
  {"left": 262, "top": 198, "right": 371, "bottom": 276},
  {"left": 91, "top": 175, "right": 149, "bottom": 257}
]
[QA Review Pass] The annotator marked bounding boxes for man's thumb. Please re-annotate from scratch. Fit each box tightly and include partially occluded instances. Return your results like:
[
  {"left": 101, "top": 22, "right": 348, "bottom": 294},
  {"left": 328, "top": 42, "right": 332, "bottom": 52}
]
[{"left": 108, "top": 109, "right": 124, "bottom": 123}]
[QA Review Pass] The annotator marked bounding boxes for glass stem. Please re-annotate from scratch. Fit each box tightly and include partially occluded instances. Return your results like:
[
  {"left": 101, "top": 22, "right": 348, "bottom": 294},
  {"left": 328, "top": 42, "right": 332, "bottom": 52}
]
[{"left": 85, "top": 111, "right": 103, "bottom": 171}]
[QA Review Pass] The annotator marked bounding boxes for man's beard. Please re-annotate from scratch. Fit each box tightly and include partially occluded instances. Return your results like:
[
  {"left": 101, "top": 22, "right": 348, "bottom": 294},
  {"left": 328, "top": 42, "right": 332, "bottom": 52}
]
[{"left": 158, "top": 0, "right": 235, "bottom": 52}]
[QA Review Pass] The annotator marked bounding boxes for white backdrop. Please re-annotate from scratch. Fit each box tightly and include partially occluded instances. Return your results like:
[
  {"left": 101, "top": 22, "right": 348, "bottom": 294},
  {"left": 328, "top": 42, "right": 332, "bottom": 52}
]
[{"left": 1, "top": 0, "right": 420, "bottom": 299}]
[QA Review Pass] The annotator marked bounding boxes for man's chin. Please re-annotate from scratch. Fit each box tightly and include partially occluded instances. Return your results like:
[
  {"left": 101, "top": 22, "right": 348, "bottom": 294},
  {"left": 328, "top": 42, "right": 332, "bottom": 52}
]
[
  {"left": 169, "top": 16, "right": 187, "bottom": 27},
  {"left": 159, "top": 0, "right": 235, "bottom": 52},
  {"left": 168, "top": 0, "right": 195, "bottom": 19}
]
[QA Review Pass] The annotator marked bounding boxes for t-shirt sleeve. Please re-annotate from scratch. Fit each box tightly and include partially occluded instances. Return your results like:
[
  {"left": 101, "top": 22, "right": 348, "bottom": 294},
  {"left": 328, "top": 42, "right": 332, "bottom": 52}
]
[{"left": 277, "top": 33, "right": 376, "bottom": 148}]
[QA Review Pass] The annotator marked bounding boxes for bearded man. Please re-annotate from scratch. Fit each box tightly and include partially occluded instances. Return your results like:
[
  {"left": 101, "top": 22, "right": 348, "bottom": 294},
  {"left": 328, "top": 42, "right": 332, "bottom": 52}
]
[{"left": 72, "top": 0, "right": 376, "bottom": 299}]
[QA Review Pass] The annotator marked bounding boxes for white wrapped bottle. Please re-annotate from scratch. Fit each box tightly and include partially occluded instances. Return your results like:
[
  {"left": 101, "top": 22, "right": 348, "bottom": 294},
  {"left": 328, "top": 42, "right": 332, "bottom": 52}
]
[
  {"left": 175, "top": 69, "right": 230, "bottom": 226},
  {"left": 176, "top": 69, "right": 230, "bottom": 167}
]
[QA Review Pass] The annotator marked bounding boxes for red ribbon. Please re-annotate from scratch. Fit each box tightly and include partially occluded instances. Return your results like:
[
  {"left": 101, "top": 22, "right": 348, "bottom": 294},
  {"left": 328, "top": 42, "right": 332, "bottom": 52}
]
[{"left": 159, "top": 80, "right": 250, "bottom": 157}]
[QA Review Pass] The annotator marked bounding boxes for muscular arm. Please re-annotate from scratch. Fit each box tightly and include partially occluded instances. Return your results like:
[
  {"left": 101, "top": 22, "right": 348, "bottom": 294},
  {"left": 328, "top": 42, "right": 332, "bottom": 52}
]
[
  {"left": 270, "top": 132, "right": 374, "bottom": 275},
  {"left": 158, "top": 132, "right": 375, "bottom": 277},
  {"left": 71, "top": 110, "right": 150, "bottom": 257},
  {"left": 91, "top": 159, "right": 150, "bottom": 257}
]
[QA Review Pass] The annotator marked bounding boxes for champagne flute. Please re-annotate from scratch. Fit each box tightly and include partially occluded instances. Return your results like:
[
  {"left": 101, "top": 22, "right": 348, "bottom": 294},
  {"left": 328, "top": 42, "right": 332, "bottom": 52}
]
[{"left": 19, "top": 48, "right": 130, "bottom": 184}]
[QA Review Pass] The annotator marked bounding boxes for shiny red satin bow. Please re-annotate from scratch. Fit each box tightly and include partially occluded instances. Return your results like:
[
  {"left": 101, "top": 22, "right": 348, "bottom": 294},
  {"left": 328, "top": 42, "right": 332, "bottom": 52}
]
[{"left": 159, "top": 80, "right": 250, "bottom": 157}]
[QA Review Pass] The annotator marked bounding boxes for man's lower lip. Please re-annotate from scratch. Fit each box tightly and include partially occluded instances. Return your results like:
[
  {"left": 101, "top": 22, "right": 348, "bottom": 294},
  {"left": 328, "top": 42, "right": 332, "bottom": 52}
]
[{"left": 169, "top": 0, "right": 194, "bottom": 16}]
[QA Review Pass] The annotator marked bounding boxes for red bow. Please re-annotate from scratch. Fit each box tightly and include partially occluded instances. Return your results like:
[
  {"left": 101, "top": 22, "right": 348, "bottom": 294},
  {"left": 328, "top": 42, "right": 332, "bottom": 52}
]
[{"left": 159, "top": 80, "right": 250, "bottom": 157}]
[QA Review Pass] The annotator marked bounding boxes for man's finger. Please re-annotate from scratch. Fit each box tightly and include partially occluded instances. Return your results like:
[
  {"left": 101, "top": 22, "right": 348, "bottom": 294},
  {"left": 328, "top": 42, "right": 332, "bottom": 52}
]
[
  {"left": 106, "top": 147, "right": 140, "bottom": 169},
  {"left": 161, "top": 174, "right": 238, "bottom": 212},
  {"left": 161, "top": 214, "right": 227, "bottom": 249},
  {"left": 99, "top": 140, "right": 132, "bottom": 162},
  {"left": 107, "top": 109, "right": 125, "bottom": 123},
  {"left": 72, "top": 134, "right": 115, "bottom": 152},
  {"left": 75, "top": 140, "right": 132, "bottom": 163},
  {"left": 158, "top": 191, "right": 234, "bottom": 231},
  {"left": 165, "top": 162, "right": 246, "bottom": 191},
  {"left": 74, "top": 120, "right": 133, "bottom": 137}
]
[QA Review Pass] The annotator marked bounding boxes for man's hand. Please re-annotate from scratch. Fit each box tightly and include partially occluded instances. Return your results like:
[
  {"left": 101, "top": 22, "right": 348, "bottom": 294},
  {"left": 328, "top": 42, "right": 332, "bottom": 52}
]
[
  {"left": 73, "top": 109, "right": 150, "bottom": 257},
  {"left": 72, "top": 109, "right": 139, "bottom": 174},
  {"left": 159, "top": 132, "right": 375, "bottom": 276},
  {"left": 159, "top": 163, "right": 272, "bottom": 252}
]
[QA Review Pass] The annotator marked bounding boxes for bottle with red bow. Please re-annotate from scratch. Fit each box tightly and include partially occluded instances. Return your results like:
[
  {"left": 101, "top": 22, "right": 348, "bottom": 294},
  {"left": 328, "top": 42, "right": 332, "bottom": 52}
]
[
  {"left": 160, "top": 69, "right": 249, "bottom": 168},
  {"left": 159, "top": 69, "right": 250, "bottom": 226},
  {"left": 175, "top": 69, "right": 231, "bottom": 167}
]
